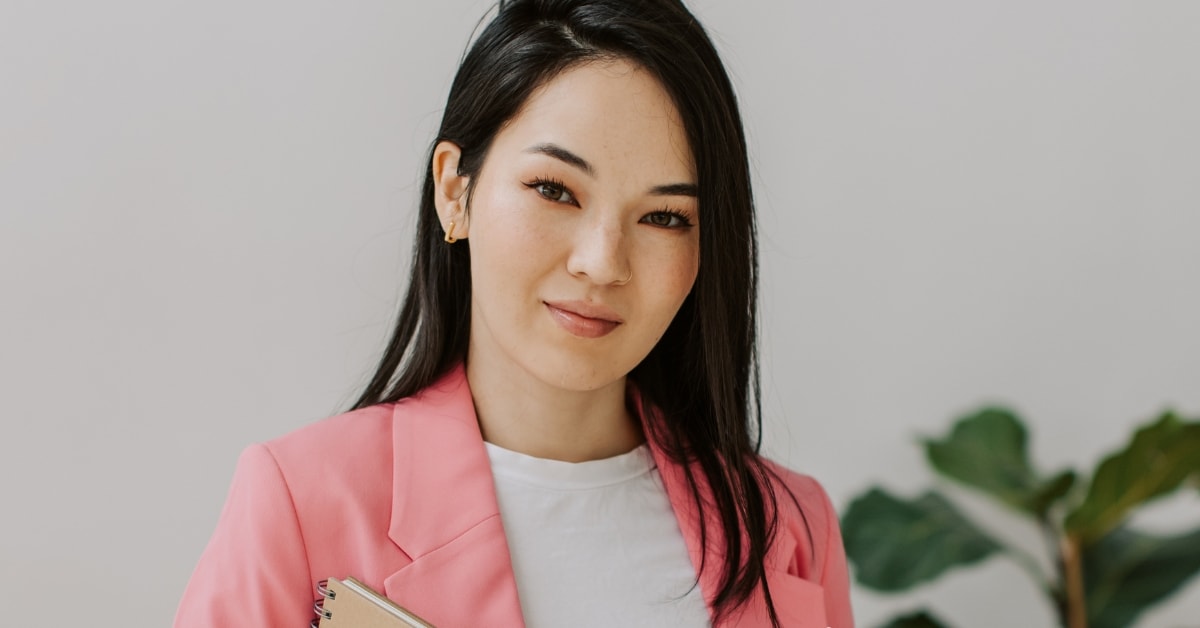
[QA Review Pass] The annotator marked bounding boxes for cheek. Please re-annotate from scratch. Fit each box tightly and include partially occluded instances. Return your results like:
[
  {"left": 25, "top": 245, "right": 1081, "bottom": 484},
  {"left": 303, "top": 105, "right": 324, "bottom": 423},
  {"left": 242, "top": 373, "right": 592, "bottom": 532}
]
[
  {"left": 467, "top": 185, "right": 560, "bottom": 289},
  {"left": 641, "top": 239, "right": 700, "bottom": 319}
]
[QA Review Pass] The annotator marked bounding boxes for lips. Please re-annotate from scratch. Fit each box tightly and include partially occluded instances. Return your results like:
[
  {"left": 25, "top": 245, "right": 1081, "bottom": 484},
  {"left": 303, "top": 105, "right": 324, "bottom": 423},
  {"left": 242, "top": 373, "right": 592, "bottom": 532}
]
[{"left": 544, "top": 300, "right": 623, "bottom": 338}]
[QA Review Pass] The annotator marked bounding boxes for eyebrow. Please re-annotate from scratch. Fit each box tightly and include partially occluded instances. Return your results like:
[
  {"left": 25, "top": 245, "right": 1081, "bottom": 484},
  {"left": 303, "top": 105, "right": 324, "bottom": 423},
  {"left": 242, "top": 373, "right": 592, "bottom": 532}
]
[
  {"left": 649, "top": 182, "right": 699, "bottom": 197},
  {"left": 524, "top": 142, "right": 698, "bottom": 198},
  {"left": 526, "top": 143, "right": 594, "bottom": 175}
]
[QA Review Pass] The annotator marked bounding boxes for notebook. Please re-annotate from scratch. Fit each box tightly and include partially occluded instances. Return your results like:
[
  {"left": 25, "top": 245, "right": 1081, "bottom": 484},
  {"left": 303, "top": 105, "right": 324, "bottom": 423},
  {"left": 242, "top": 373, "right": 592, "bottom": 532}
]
[{"left": 314, "top": 577, "right": 436, "bottom": 627}]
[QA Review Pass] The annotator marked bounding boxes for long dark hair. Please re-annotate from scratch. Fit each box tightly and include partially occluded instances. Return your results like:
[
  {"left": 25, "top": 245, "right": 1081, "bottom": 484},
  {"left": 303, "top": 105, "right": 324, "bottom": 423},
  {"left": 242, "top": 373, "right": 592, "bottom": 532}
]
[{"left": 352, "top": 0, "right": 801, "bottom": 623}]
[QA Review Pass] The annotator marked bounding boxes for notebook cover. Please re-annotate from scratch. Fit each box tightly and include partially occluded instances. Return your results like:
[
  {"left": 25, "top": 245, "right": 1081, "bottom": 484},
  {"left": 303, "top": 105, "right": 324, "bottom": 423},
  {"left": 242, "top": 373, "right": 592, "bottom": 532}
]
[{"left": 318, "top": 577, "right": 436, "bottom": 627}]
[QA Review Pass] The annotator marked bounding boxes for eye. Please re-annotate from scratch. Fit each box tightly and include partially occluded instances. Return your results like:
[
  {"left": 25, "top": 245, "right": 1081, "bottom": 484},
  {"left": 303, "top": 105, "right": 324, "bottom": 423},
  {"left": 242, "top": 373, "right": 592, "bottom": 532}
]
[
  {"left": 525, "top": 178, "right": 576, "bottom": 205},
  {"left": 641, "top": 210, "right": 694, "bottom": 229}
]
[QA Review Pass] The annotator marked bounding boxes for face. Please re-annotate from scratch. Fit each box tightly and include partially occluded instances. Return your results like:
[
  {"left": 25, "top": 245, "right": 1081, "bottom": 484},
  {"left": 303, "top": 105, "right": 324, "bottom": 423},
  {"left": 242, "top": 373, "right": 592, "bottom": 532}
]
[{"left": 440, "top": 59, "right": 699, "bottom": 393}]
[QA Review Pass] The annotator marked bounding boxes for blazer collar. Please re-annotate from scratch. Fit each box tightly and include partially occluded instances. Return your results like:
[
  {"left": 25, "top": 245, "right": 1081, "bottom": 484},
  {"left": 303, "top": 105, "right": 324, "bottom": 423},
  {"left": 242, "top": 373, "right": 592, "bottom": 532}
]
[
  {"left": 383, "top": 364, "right": 525, "bottom": 627},
  {"left": 387, "top": 363, "right": 500, "bottom": 557}
]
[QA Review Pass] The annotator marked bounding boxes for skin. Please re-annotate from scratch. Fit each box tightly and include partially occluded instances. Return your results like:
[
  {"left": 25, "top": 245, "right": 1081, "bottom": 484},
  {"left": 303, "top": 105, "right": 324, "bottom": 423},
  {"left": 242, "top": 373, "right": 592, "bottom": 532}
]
[{"left": 432, "top": 59, "right": 699, "bottom": 462}]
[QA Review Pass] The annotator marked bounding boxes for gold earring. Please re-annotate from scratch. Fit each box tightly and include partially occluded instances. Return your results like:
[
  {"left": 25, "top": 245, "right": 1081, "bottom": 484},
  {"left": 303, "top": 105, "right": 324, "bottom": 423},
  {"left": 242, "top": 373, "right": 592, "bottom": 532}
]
[{"left": 444, "top": 221, "right": 457, "bottom": 243}]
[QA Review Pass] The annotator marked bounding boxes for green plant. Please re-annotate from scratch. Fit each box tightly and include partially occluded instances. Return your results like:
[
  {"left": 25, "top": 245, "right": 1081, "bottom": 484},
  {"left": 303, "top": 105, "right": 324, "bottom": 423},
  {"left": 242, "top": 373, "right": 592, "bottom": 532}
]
[{"left": 841, "top": 408, "right": 1200, "bottom": 628}]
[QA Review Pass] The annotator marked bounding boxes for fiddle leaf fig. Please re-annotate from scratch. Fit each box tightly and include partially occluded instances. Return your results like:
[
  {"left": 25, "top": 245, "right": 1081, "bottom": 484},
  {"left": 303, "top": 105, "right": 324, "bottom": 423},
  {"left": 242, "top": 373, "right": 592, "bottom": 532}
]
[
  {"left": 879, "top": 610, "right": 953, "bottom": 628},
  {"left": 922, "top": 407, "right": 1069, "bottom": 515},
  {"left": 1083, "top": 525, "right": 1200, "bottom": 628},
  {"left": 847, "top": 407, "right": 1200, "bottom": 627},
  {"left": 1026, "top": 469, "right": 1077, "bottom": 516},
  {"left": 1065, "top": 412, "right": 1200, "bottom": 542},
  {"left": 842, "top": 488, "right": 1001, "bottom": 591}
]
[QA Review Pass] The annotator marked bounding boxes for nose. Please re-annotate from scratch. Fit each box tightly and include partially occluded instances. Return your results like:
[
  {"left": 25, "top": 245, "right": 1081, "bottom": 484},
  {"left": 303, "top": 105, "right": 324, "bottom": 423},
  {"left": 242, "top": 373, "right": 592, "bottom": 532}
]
[{"left": 565, "top": 215, "right": 632, "bottom": 286}]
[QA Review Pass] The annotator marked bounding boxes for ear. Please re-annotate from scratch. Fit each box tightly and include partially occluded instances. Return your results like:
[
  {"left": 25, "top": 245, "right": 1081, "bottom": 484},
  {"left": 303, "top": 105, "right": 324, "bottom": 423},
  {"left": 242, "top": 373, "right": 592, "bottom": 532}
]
[{"left": 432, "top": 141, "right": 470, "bottom": 240}]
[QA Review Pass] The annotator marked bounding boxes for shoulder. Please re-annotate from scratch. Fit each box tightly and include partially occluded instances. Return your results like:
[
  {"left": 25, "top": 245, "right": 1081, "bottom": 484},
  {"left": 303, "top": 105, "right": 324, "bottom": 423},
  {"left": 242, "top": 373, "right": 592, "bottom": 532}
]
[
  {"left": 176, "top": 404, "right": 406, "bottom": 627},
  {"left": 244, "top": 403, "right": 406, "bottom": 518},
  {"left": 758, "top": 458, "right": 842, "bottom": 582},
  {"left": 755, "top": 457, "right": 855, "bottom": 626},
  {"left": 762, "top": 459, "right": 835, "bottom": 511},
  {"left": 260, "top": 403, "right": 396, "bottom": 471},
  {"left": 258, "top": 367, "right": 468, "bottom": 469},
  {"left": 760, "top": 458, "right": 837, "bottom": 524}
]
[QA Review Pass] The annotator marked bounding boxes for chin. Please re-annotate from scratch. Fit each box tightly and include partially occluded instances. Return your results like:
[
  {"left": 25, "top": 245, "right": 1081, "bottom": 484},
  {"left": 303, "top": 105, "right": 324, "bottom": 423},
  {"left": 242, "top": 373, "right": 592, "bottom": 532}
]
[{"left": 531, "top": 357, "right": 629, "bottom": 393}]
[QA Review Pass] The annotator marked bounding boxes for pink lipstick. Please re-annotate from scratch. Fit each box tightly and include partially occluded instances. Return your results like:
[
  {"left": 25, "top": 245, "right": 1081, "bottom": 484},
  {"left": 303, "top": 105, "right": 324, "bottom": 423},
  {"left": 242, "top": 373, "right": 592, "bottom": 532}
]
[{"left": 544, "top": 300, "right": 623, "bottom": 338}]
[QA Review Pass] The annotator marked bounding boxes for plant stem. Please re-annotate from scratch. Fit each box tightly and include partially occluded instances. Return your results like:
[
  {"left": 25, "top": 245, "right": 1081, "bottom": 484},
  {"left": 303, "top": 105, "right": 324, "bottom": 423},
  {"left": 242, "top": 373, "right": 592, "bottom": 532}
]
[
  {"left": 1060, "top": 534, "right": 1087, "bottom": 628},
  {"left": 1038, "top": 518, "right": 1069, "bottom": 625}
]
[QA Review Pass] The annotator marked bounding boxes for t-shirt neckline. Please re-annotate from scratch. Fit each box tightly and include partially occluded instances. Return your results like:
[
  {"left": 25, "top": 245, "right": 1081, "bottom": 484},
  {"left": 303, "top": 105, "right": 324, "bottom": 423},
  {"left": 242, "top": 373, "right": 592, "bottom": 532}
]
[{"left": 484, "top": 441, "right": 656, "bottom": 490}]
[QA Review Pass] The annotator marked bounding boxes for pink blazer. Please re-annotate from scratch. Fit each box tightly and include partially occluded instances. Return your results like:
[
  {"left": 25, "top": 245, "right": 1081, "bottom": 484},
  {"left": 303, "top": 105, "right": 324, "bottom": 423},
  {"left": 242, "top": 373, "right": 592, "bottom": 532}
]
[{"left": 176, "top": 366, "right": 853, "bottom": 627}]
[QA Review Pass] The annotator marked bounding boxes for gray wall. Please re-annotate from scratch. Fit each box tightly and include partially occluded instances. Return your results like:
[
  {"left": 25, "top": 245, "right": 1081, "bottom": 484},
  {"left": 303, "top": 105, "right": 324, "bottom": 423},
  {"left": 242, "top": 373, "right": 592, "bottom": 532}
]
[{"left": 2, "top": 1, "right": 1197, "bottom": 625}]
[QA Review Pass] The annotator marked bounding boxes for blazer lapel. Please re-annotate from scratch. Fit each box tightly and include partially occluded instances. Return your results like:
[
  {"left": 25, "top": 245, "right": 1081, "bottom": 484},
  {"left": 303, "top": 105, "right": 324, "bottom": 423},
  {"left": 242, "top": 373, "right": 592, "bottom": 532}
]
[
  {"left": 646, "top": 438, "right": 727, "bottom": 622},
  {"left": 381, "top": 365, "right": 525, "bottom": 627},
  {"left": 645, "top": 413, "right": 828, "bottom": 628}
]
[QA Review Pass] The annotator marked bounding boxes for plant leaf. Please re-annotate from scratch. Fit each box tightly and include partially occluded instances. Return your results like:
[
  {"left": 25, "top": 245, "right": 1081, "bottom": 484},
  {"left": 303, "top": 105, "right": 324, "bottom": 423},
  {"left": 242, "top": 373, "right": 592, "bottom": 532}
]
[
  {"left": 878, "top": 610, "right": 953, "bottom": 628},
  {"left": 842, "top": 488, "right": 1002, "bottom": 591},
  {"left": 1084, "top": 525, "right": 1200, "bottom": 628},
  {"left": 1065, "top": 411, "right": 1200, "bottom": 542},
  {"left": 1026, "top": 469, "right": 1077, "bottom": 516},
  {"left": 923, "top": 407, "right": 1065, "bottom": 514}
]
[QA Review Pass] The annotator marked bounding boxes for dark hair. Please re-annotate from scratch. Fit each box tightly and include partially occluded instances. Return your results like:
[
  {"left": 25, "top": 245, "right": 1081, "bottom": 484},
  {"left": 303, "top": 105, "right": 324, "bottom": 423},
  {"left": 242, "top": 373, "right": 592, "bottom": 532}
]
[{"left": 352, "top": 0, "right": 802, "bottom": 623}]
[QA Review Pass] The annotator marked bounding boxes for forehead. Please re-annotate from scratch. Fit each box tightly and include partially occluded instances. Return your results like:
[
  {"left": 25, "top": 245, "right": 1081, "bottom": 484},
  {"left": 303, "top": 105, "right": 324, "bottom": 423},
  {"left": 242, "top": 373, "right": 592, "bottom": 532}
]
[{"left": 493, "top": 59, "right": 696, "bottom": 183}]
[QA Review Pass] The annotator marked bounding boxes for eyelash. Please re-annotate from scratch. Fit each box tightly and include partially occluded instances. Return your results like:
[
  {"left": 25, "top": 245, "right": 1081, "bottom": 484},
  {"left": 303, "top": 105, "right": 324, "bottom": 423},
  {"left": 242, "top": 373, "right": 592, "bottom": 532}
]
[
  {"left": 525, "top": 177, "right": 574, "bottom": 205},
  {"left": 523, "top": 177, "right": 695, "bottom": 229},
  {"left": 643, "top": 208, "right": 694, "bottom": 229}
]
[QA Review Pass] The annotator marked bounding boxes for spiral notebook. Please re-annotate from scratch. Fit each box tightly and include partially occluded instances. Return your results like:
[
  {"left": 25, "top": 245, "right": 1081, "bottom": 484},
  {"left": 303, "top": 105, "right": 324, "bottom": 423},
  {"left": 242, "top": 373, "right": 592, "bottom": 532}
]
[{"left": 313, "top": 577, "right": 436, "bottom": 627}]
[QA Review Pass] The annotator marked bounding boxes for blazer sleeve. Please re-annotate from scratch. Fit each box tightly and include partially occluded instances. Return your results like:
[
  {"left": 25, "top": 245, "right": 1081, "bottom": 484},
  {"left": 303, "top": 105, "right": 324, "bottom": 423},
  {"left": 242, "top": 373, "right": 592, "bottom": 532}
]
[{"left": 175, "top": 444, "right": 314, "bottom": 627}]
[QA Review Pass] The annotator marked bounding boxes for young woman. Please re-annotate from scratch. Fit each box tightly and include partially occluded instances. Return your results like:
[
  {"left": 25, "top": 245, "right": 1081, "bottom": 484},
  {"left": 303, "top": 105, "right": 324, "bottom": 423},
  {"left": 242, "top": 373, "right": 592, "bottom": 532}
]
[{"left": 176, "top": 1, "right": 853, "bottom": 626}]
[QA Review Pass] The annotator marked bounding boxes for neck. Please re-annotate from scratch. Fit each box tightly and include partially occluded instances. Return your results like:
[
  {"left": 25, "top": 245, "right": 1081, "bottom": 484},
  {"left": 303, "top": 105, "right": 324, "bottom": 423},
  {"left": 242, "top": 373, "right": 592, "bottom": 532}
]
[{"left": 465, "top": 355, "right": 644, "bottom": 463}]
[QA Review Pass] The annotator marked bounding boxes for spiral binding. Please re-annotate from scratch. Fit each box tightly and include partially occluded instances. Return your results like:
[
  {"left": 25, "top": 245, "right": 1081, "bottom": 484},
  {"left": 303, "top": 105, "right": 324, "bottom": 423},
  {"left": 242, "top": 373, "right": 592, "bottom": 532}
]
[{"left": 310, "top": 579, "right": 335, "bottom": 628}]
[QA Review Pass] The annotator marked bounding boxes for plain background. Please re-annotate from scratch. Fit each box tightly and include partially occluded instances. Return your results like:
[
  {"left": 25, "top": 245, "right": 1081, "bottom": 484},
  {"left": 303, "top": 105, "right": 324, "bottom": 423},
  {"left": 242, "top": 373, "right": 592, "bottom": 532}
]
[{"left": 2, "top": 1, "right": 1198, "bottom": 626}]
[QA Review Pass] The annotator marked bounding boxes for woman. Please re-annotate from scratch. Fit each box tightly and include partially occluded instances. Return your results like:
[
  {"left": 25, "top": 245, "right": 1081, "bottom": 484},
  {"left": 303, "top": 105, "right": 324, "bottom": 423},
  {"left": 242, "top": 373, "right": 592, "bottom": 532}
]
[{"left": 176, "top": 0, "right": 853, "bottom": 626}]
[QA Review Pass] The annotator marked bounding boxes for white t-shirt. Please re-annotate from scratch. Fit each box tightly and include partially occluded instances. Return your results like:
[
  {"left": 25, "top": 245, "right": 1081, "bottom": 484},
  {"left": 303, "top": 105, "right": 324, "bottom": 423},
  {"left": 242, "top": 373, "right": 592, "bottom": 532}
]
[{"left": 485, "top": 441, "right": 711, "bottom": 628}]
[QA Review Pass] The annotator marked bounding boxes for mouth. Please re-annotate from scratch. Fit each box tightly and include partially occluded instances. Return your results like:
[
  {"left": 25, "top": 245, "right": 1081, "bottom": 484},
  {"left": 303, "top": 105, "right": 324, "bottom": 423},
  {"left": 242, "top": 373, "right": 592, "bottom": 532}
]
[{"left": 544, "top": 300, "right": 623, "bottom": 339}]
